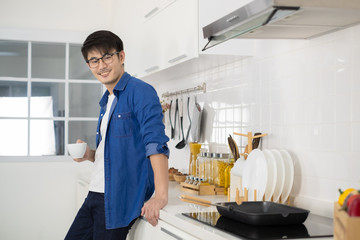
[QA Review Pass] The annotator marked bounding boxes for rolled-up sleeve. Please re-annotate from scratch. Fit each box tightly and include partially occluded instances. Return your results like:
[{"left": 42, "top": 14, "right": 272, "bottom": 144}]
[
  {"left": 145, "top": 143, "right": 169, "bottom": 158},
  {"left": 132, "top": 80, "right": 170, "bottom": 159}
]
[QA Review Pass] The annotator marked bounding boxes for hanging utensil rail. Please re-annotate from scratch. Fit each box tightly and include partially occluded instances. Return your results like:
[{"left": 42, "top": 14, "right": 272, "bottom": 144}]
[{"left": 161, "top": 82, "right": 206, "bottom": 98}]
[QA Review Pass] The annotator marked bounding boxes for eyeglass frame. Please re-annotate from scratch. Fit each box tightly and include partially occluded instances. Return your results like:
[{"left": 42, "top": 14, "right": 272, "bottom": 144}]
[{"left": 86, "top": 51, "right": 121, "bottom": 69}]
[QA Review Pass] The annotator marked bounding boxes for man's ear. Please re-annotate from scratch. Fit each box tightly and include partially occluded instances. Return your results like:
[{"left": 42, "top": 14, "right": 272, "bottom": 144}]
[{"left": 119, "top": 51, "right": 125, "bottom": 64}]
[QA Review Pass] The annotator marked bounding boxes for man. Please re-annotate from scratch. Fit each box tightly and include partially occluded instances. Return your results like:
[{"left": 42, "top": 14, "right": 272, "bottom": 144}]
[{"left": 65, "top": 30, "right": 169, "bottom": 240}]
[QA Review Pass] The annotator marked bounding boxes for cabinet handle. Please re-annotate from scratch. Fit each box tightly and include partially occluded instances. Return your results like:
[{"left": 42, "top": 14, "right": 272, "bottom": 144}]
[
  {"left": 145, "top": 65, "right": 159, "bottom": 73},
  {"left": 144, "top": 7, "right": 159, "bottom": 18},
  {"left": 160, "top": 227, "right": 183, "bottom": 240},
  {"left": 226, "top": 15, "right": 239, "bottom": 23},
  {"left": 77, "top": 179, "right": 88, "bottom": 187},
  {"left": 168, "top": 54, "right": 187, "bottom": 64}
]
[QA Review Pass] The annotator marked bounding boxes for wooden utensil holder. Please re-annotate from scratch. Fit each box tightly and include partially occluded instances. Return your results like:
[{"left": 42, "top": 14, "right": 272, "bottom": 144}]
[
  {"left": 334, "top": 202, "right": 360, "bottom": 240},
  {"left": 233, "top": 131, "right": 267, "bottom": 159}
]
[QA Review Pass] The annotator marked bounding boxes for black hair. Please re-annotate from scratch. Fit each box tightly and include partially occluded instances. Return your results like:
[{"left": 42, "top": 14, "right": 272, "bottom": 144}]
[{"left": 81, "top": 30, "right": 124, "bottom": 61}]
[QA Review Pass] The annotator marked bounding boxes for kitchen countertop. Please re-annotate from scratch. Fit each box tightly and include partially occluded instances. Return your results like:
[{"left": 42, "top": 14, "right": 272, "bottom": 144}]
[{"left": 157, "top": 181, "right": 333, "bottom": 240}]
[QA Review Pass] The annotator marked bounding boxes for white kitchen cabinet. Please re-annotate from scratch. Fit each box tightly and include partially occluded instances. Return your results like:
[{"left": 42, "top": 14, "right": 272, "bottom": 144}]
[
  {"left": 120, "top": 0, "right": 254, "bottom": 78},
  {"left": 140, "top": 0, "right": 198, "bottom": 76},
  {"left": 128, "top": 0, "right": 197, "bottom": 77},
  {"left": 128, "top": 218, "right": 199, "bottom": 240}
]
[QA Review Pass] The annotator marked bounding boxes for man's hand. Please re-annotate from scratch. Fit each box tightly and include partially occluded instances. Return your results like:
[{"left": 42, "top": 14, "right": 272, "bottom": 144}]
[
  {"left": 141, "top": 196, "right": 167, "bottom": 226},
  {"left": 142, "top": 153, "right": 169, "bottom": 226},
  {"left": 73, "top": 139, "right": 95, "bottom": 162}
]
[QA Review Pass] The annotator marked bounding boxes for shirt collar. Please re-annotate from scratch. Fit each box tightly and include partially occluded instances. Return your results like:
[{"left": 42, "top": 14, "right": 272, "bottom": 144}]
[{"left": 99, "top": 72, "right": 130, "bottom": 107}]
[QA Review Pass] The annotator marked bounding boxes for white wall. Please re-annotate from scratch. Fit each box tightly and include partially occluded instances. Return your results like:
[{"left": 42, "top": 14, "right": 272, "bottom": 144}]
[
  {"left": 0, "top": 0, "right": 114, "bottom": 32},
  {"left": 145, "top": 24, "right": 360, "bottom": 218}
]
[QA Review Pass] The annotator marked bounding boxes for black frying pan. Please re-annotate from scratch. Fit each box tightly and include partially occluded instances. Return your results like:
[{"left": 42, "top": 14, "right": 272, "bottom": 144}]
[
  {"left": 180, "top": 195, "right": 309, "bottom": 226},
  {"left": 216, "top": 201, "right": 309, "bottom": 226}
]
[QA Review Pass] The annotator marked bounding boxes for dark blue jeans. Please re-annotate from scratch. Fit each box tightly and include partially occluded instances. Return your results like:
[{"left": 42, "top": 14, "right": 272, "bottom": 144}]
[{"left": 65, "top": 192, "right": 137, "bottom": 240}]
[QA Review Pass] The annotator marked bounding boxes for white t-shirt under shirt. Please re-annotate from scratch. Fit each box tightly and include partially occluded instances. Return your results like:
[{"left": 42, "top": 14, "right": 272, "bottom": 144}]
[{"left": 89, "top": 94, "right": 115, "bottom": 193}]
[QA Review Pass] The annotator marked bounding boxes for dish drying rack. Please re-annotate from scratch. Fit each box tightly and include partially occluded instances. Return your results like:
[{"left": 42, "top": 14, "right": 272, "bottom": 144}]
[
  {"left": 229, "top": 187, "right": 291, "bottom": 205},
  {"left": 229, "top": 131, "right": 290, "bottom": 206}
]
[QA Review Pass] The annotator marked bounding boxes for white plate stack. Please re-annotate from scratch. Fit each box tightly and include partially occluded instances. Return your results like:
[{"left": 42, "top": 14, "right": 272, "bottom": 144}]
[{"left": 231, "top": 149, "right": 294, "bottom": 203}]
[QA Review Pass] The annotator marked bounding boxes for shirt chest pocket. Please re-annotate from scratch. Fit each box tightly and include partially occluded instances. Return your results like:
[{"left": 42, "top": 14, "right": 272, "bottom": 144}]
[{"left": 111, "top": 112, "right": 133, "bottom": 138}]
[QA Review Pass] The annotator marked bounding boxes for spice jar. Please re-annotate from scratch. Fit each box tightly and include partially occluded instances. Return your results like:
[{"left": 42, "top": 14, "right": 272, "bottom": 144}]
[
  {"left": 185, "top": 175, "right": 191, "bottom": 184},
  {"left": 193, "top": 177, "right": 199, "bottom": 185}
]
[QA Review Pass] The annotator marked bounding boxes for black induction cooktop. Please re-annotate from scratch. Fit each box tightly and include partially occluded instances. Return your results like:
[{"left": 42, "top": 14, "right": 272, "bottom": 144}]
[{"left": 182, "top": 212, "right": 333, "bottom": 239}]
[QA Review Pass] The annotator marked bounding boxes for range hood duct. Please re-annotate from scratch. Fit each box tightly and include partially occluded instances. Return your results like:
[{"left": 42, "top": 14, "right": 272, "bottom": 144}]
[{"left": 202, "top": 0, "right": 360, "bottom": 51}]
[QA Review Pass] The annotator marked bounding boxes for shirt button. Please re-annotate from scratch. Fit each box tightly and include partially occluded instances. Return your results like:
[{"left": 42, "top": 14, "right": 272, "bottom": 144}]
[
  {"left": 96, "top": 132, "right": 99, "bottom": 135},
  {"left": 118, "top": 114, "right": 121, "bottom": 118},
  {"left": 101, "top": 114, "right": 104, "bottom": 116}
]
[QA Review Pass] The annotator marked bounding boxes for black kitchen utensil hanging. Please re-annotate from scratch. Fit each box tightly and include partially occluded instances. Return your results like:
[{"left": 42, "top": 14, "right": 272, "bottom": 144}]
[
  {"left": 175, "top": 98, "right": 186, "bottom": 149},
  {"left": 169, "top": 100, "right": 175, "bottom": 139},
  {"left": 185, "top": 96, "right": 191, "bottom": 144}
]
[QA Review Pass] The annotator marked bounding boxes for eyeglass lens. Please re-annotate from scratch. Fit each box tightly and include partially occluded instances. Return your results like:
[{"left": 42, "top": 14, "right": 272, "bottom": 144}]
[{"left": 88, "top": 52, "right": 117, "bottom": 68}]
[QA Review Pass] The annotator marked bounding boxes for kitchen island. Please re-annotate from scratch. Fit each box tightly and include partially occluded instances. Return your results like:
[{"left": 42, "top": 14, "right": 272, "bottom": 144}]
[{"left": 127, "top": 182, "right": 333, "bottom": 240}]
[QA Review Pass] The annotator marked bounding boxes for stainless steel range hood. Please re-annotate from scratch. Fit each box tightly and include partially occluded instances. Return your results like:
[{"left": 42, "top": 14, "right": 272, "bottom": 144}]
[{"left": 202, "top": 0, "right": 360, "bottom": 51}]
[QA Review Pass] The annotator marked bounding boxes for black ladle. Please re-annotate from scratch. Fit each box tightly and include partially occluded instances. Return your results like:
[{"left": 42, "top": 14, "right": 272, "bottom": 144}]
[
  {"left": 185, "top": 96, "right": 191, "bottom": 144},
  {"left": 175, "top": 98, "right": 186, "bottom": 149},
  {"left": 174, "top": 99, "right": 178, "bottom": 139},
  {"left": 169, "top": 100, "right": 174, "bottom": 139}
]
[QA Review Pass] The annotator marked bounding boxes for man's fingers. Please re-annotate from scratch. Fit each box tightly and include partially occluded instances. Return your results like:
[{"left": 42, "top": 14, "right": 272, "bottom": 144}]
[{"left": 141, "top": 206, "right": 145, "bottom": 216}]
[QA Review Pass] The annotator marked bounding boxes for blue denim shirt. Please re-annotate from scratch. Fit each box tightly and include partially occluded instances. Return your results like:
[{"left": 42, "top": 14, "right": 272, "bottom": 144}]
[{"left": 96, "top": 72, "right": 169, "bottom": 229}]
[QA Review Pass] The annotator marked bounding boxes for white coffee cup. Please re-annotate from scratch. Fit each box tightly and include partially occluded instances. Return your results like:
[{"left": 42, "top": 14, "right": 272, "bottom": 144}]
[{"left": 66, "top": 143, "right": 87, "bottom": 158}]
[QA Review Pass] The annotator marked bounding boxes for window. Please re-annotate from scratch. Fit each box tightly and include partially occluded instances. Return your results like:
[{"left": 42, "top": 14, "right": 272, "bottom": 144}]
[{"left": 0, "top": 40, "right": 102, "bottom": 156}]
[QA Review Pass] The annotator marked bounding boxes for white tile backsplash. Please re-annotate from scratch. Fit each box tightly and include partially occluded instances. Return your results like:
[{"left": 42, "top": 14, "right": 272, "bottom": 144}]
[{"left": 145, "top": 24, "right": 360, "bottom": 218}]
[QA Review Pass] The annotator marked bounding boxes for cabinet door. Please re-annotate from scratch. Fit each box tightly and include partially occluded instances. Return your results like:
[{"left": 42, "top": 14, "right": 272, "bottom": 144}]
[
  {"left": 160, "top": 0, "right": 198, "bottom": 68},
  {"left": 140, "top": 0, "right": 198, "bottom": 77}
]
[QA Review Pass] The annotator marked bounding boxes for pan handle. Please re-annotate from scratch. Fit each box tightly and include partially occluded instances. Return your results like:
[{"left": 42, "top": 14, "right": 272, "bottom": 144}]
[
  {"left": 179, "top": 195, "right": 233, "bottom": 211},
  {"left": 179, "top": 194, "right": 212, "bottom": 207}
]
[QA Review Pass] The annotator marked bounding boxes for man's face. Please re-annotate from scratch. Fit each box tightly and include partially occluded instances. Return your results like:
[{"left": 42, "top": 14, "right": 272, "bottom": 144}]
[{"left": 86, "top": 49, "right": 125, "bottom": 88}]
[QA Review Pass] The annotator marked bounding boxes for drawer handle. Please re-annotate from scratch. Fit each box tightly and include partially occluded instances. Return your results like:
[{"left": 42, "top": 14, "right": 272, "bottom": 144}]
[
  {"left": 144, "top": 7, "right": 159, "bottom": 18},
  {"left": 160, "top": 227, "right": 183, "bottom": 240},
  {"left": 168, "top": 54, "right": 187, "bottom": 64}
]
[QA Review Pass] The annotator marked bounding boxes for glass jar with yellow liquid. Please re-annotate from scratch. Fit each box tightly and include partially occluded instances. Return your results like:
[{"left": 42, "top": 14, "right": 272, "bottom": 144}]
[
  {"left": 215, "top": 153, "right": 230, "bottom": 187},
  {"left": 210, "top": 153, "right": 217, "bottom": 185},
  {"left": 198, "top": 152, "right": 208, "bottom": 179},
  {"left": 189, "top": 143, "right": 201, "bottom": 176},
  {"left": 224, "top": 157, "right": 234, "bottom": 195}
]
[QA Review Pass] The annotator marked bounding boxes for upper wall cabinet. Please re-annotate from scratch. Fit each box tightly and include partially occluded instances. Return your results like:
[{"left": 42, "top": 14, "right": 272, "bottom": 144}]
[
  {"left": 140, "top": 0, "right": 198, "bottom": 76},
  {"left": 122, "top": 0, "right": 254, "bottom": 78}
]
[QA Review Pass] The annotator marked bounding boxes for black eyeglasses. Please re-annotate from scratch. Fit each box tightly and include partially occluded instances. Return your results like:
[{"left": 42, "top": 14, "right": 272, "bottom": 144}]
[{"left": 86, "top": 51, "right": 120, "bottom": 68}]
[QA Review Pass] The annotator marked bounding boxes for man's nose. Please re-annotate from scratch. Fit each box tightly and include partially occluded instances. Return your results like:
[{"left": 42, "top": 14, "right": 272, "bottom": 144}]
[{"left": 98, "top": 58, "right": 108, "bottom": 68}]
